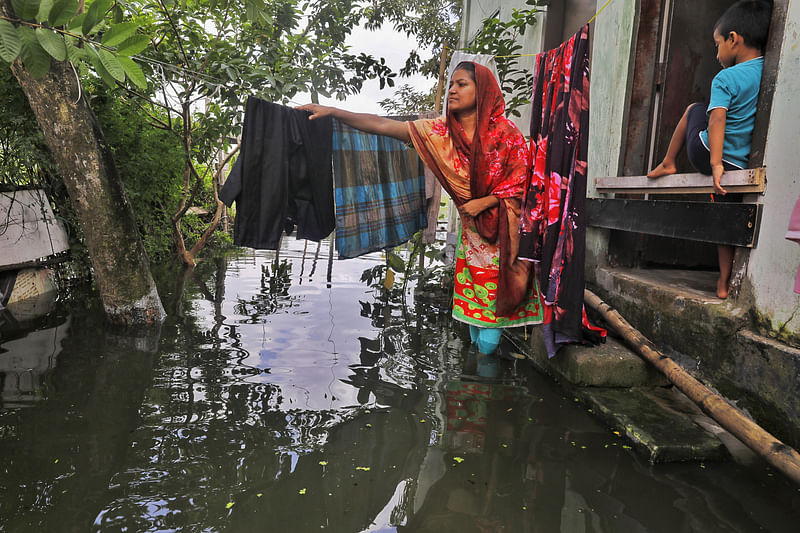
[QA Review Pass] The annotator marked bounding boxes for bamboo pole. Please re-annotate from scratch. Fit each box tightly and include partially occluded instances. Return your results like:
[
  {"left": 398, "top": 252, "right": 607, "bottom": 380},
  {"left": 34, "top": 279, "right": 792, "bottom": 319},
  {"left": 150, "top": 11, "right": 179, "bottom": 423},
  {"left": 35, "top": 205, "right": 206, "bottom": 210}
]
[
  {"left": 584, "top": 288, "right": 800, "bottom": 485},
  {"left": 434, "top": 45, "right": 448, "bottom": 115}
]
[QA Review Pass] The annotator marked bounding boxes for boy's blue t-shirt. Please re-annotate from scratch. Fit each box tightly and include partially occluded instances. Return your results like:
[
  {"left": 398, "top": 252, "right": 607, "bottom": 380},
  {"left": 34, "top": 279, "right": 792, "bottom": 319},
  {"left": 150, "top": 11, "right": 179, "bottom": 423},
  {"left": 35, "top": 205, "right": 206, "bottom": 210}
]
[{"left": 700, "top": 56, "right": 764, "bottom": 169}]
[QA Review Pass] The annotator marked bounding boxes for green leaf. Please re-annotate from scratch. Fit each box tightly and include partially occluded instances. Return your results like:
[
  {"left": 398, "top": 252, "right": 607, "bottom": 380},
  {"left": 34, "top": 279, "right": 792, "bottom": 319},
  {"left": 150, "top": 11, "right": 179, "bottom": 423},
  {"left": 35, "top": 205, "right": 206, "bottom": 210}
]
[
  {"left": 48, "top": 0, "right": 80, "bottom": 27},
  {"left": 97, "top": 47, "right": 124, "bottom": 81},
  {"left": 11, "top": 0, "right": 41, "bottom": 21},
  {"left": 245, "top": 1, "right": 259, "bottom": 23},
  {"left": 112, "top": 4, "right": 123, "bottom": 24},
  {"left": 0, "top": 19, "right": 22, "bottom": 62},
  {"left": 35, "top": 27, "right": 66, "bottom": 61},
  {"left": 19, "top": 27, "right": 51, "bottom": 77},
  {"left": 118, "top": 56, "right": 146, "bottom": 89},
  {"left": 115, "top": 34, "right": 149, "bottom": 56},
  {"left": 65, "top": 37, "right": 83, "bottom": 63},
  {"left": 86, "top": 44, "right": 115, "bottom": 86},
  {"left": 101, "top": 22, "right": 138, "bottom": 46},
  {"left": 68, "top": 13, "right": 87, "bottom": 34},
  {"left": 36, "top": 0, "right": 54, "bottom": 22},
  {"left": 386, "top": 251, "right": 405, "bottom": 272},
  {"left": 83, "top": 0, "right": 112, "bottom": 35}
]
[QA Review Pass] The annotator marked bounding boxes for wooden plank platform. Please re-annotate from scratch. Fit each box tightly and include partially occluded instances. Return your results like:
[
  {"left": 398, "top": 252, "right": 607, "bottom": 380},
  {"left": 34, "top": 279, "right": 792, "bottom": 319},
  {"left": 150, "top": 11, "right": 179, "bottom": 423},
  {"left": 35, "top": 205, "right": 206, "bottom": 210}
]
[
  {"left": 586, "top": 198, "right": 762, "bottom": 247},
  {"left": 595, "top": 167, "right": 765, "bottom": 195}
]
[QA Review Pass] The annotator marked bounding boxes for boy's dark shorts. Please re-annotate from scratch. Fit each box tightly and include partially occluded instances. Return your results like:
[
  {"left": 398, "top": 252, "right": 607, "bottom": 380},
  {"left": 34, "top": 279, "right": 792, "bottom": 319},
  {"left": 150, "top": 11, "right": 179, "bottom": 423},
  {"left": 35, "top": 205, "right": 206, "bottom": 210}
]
[
  {"left": 685, "top": 103, "right": 743, "bottom": 202},
  {"left": 685, "top": 103, "right": 741, "bottom": 176}
]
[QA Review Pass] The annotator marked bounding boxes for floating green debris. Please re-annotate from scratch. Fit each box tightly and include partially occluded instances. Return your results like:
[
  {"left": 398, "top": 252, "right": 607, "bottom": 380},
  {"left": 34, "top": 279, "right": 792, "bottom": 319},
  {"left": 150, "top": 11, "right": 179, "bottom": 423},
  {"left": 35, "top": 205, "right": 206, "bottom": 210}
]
[
  {"left": 522, "top": 506, "right": 527, "bottom": 510},
  {"left": 506, "top": 408, "right": 513, "bottom": 412},
  {"left": 622, "top": 445, "right": 632, "bottom": 450},
  {"left": 502, "top": 443, "right": 509, "bottom": 448},
  {"left": 319, "top": 461, "right": 328, "bottom": 466},
  {"left": 419, "top": 419, "right": 426, "bottom": 423},
  {"left": 54, "top": 459, "right": 59, "bottom": 464},
  {"left": 226, "top": 502, "right": 235, "bottom": 509},
  {"left": 257, "top": 493, "right": 263, "bottom": 498},
  {"left": 356, "top": 466, "right": 371, "bottom": 471},
  {"left": 613, "top": 431, "right": 621, "bottom": 436},
  {"left": 365, "top": 423, "right": 372, "bottom": 428},
  {"left": 581, "top": 446, "right": 587, "bottom": 449},
  {"left": 453, "top": 457, "right": 464, "bottom": 463},
  {"left": 299, "top": 488, "right": 307, "bottom": 495}
]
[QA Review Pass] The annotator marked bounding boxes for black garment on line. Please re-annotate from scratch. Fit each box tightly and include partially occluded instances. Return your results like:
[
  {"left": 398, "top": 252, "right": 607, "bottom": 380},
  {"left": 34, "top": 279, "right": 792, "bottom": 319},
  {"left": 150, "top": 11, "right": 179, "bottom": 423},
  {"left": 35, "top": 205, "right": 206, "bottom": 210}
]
[{"left": 220, "top": 98, "right": 335, "bottom": 249}]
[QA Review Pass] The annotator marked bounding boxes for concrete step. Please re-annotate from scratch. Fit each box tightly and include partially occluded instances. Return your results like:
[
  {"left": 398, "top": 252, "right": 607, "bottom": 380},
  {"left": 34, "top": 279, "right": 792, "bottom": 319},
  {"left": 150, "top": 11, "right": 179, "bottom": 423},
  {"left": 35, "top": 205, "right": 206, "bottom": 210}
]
[
  {"left": 507, "top": 328, "right": 668, "bottom": 388},
  {"left": 591, "top": 266, "right": 800, "bottom": 449},
  {"left": 504, "top": 329, "right": 740, "bottom": 463},
  {"left": 579, "top": 386, "right": 731, "bottom": 464}
]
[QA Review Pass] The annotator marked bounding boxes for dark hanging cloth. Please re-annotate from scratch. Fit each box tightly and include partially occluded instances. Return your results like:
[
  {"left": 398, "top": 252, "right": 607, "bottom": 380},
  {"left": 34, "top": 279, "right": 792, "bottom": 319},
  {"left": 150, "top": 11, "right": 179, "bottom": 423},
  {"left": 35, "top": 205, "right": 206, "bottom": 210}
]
[
  {"left": 518, "top": 25, "right": 606, "bottom": 358},
  {"left": 220, "top": 98, "right": 335, "bottom": 249}
]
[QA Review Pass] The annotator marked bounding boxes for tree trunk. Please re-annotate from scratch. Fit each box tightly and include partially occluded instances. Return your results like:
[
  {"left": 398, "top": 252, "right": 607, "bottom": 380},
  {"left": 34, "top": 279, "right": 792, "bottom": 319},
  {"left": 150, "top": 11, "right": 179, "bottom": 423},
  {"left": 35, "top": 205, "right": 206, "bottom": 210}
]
[{"left": 7, "top": 57, "right": 166, "bottom": 325}]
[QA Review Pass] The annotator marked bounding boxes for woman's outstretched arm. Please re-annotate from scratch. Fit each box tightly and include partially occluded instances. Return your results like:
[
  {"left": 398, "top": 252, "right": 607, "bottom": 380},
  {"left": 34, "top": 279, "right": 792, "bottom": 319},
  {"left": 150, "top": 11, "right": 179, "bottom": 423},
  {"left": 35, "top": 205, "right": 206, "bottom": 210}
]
[{"left": 297, "top": 104, "right": 410, "bottom": 143}]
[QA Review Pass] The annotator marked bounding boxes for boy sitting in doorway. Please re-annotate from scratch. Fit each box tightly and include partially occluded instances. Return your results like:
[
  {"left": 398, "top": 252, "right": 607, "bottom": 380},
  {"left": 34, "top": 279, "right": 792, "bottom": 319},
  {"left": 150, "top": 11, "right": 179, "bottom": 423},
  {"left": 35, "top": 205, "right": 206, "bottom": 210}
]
[{"left": 647, "top": 0, "right": 772, "bottom": 299}]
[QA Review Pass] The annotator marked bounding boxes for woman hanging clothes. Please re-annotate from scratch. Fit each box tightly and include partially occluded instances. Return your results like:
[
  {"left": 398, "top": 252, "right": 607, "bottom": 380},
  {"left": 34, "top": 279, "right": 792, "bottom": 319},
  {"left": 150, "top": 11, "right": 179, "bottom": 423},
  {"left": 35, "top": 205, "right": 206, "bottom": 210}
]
[{"left": 299, "top": 61, "right": 543, "bottom": 358}]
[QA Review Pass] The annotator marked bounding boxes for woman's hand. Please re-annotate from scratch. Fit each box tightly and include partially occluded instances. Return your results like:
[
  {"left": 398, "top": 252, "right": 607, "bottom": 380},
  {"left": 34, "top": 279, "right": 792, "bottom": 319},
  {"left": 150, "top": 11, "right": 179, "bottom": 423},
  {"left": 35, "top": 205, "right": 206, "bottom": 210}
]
[
  {"left": 460, "top": 196, "right": 499, "bottom": 217},
  {"left": 296, "top": 104, "right": 334, "bottom": 121},
  {"left": 712, "top": 163, "right": 727, "bottom": 195}
]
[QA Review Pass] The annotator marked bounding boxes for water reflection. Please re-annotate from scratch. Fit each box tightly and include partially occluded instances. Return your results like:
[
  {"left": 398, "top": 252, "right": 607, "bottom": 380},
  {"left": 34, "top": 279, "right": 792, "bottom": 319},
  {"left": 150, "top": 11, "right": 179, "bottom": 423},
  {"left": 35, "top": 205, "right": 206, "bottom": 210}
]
[{"left": 1, "top": 236, "right": 800, "bottom": 532}]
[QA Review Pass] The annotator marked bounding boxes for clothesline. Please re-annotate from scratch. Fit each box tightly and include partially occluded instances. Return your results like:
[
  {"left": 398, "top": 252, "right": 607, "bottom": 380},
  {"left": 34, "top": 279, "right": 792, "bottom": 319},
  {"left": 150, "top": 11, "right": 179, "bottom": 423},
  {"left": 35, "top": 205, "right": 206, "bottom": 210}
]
[{"left": 488, "top": 0, "right": 615, "bottom": 59}]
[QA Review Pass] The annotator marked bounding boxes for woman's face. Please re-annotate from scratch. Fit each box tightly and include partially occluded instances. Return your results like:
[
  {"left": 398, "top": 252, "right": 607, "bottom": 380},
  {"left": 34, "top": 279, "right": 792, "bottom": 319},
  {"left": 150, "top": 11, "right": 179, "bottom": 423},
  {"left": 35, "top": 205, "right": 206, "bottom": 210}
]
[{"left": 447, "top": 69, "right": 477, "bottom": 114}]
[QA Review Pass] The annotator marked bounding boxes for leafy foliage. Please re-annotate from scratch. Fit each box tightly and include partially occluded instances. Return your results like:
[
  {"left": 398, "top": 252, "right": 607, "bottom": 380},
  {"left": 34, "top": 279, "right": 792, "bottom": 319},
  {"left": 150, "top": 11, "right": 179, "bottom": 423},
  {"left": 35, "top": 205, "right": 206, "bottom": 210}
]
[
  {"left": 90, "top": 82, "right": 185, "bottom": 260},
  {"left": 360, "top": 0, "right": 462, "bottom": 78},
  {"left": 0, "top": 67, "right": 55, "bottom": 189},
  {"left": 379, "top": 83, "right": 437, "bottom": 115},
  {"left": 467, "top": 0, "right": 546, "bottom": 117},
  {"left": 1, "top": 0, "right": 467, "bottom": 268},
  {"left": 0, "top": 0, "right": 148, "bottom": 88}
]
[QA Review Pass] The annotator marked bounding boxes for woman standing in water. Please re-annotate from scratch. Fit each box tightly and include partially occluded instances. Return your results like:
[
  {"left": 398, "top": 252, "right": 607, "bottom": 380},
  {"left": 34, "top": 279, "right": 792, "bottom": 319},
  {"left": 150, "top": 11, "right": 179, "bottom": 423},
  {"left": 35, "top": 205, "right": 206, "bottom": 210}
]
[{"left": 299, "top": 61, "right": 542, "bottom": 361}]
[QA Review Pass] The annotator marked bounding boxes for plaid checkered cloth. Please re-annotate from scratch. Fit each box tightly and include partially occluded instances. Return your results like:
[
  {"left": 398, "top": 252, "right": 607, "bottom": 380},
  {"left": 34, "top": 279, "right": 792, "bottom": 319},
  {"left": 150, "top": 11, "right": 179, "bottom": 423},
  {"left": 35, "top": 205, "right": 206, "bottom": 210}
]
[{"left": 332, "top": 119, "right": 427, "bottom": 259}]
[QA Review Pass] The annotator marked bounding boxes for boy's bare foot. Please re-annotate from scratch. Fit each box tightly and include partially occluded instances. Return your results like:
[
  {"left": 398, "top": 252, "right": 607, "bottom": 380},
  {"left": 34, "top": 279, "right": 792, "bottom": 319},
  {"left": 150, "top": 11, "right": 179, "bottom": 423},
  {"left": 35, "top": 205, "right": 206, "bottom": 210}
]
[
  {"left": 647, "top": 161, "right": 677, "bottom": 179},
  {"left": 716, "top": 277, "right": 729, "bottom": 299}
]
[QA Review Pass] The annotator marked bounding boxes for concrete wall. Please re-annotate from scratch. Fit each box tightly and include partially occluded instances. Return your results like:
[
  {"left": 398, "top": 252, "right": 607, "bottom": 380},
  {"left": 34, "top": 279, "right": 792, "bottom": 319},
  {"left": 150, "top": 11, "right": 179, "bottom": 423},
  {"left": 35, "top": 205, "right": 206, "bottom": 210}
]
[
  {"left": 584, "top": 0, "right": 638, "bottom": 278},
  {"left": 747, "top": 0, "right": 800, "bottom": 340}
]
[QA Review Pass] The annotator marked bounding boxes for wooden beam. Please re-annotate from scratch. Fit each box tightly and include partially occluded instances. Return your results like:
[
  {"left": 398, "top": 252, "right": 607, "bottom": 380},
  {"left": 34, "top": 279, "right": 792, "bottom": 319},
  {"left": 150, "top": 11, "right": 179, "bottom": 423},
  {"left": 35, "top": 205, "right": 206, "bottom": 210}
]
[
  {"left": 595, "top": 167, "right": 765, "bottom": 195},
  {"left": 586, "top": 198, "right": 762, "bottom": 247}
]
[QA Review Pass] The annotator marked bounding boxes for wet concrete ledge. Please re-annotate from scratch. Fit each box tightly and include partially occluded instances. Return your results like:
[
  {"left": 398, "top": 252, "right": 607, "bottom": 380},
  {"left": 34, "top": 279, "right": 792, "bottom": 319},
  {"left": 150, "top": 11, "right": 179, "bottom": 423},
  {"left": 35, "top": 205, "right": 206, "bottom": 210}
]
[
  {"left": 504, "top": 328, "right": 732, "bottom": 464},
  {"left": 589, "top": 266, "right": 800, "bottom": 450}
]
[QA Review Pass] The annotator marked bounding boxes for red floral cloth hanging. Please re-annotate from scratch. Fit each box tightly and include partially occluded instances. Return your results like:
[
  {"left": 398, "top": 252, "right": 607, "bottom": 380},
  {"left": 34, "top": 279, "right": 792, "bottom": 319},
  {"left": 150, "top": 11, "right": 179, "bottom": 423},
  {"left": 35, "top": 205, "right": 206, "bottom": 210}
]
[{"left": 518, "top": 24, "right": 606, "bottom": 357}]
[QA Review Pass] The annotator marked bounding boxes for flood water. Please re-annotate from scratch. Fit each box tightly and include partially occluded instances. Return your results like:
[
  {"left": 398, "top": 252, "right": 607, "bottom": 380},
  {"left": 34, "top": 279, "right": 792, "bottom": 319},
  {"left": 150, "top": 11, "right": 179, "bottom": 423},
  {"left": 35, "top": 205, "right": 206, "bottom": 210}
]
[{"left": 1, "top": 236, "right": 800, "bottom": 532}]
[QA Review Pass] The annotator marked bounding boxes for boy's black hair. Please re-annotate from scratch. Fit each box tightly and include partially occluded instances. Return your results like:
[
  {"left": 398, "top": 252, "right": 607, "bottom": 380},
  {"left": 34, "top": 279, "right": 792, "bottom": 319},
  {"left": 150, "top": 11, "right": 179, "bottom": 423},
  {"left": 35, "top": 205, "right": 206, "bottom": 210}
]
[{"left": 714, "top": 0, "right": 773, "bottom": 53}]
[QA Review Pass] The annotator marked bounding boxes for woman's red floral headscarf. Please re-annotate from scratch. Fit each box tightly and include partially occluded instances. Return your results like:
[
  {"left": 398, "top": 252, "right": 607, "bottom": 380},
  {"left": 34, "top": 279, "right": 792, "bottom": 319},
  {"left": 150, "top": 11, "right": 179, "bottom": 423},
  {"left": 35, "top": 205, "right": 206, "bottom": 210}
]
[{"left": 447, "top": 62, "right": 509, "bottom": 242}]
